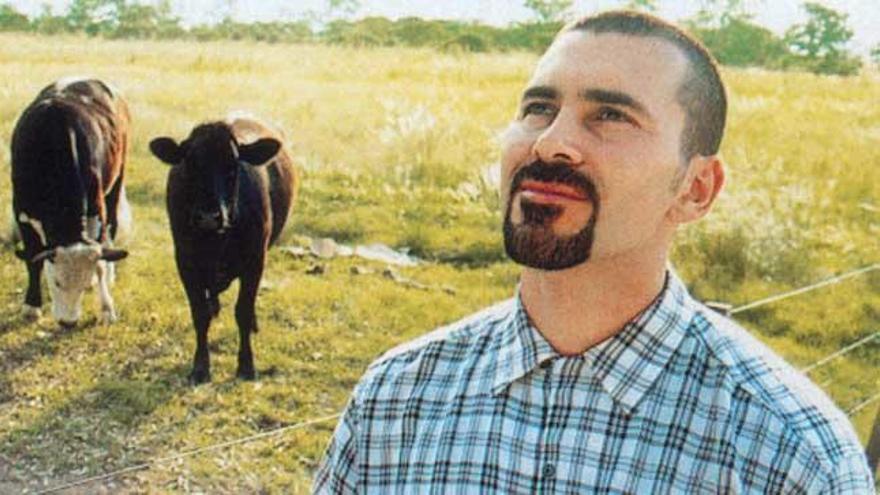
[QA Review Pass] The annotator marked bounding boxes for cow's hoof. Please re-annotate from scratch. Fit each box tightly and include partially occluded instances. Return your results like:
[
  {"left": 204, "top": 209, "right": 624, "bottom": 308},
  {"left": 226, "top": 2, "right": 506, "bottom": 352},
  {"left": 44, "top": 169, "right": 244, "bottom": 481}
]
[
  {"left": 188, "top": 369, "right": 211, "bottom": 385},
  {"left": 21, "top": 305, "right": 42, "bottom": 320},
  {"left": 58, "top": 319, "right": 77, "bottom": 330},
  {"left": 236, "top": 366, "right": 256, "bottom": 381},
  {"left": 100, "top": 309, "right": 117, "bottom": 325}
]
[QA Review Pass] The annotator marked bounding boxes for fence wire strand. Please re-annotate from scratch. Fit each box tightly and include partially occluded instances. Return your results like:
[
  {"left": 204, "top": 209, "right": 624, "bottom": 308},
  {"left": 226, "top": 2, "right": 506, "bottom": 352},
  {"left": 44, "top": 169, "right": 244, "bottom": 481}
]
[
  {"left": 730, "top": 263, "right": 879, "bottom": 315},
  {"left": 800, "top": 331, "right": 880, "bottom": 374},
  {"left": 34, "top": 413, "right": 341, "bottom": 495},
  {"left": 848, "top": 391, "right": 880, "bottom": 416}
]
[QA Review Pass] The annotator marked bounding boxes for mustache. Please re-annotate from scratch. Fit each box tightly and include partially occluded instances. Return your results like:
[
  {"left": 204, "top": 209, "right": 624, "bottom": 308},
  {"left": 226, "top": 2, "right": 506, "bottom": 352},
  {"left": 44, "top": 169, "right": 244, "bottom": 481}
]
[{"left": 510, "top": 160, "right": 599, "bottom": 204}]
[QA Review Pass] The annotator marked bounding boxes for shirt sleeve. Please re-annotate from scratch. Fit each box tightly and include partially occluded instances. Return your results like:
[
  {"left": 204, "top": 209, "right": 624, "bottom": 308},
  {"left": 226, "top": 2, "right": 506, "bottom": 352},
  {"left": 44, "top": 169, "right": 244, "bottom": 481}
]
[
  {"left": 818, "top": 452, "right": 876, "bottom": 494},
  {"left": 312, "top": 397, "right": 360, "bottom": 494}
]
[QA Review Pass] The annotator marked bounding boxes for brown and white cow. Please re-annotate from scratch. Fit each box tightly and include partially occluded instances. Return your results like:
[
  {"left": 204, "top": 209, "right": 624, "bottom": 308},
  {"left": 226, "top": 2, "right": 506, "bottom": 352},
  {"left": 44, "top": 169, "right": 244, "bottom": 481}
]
[
  {"left": 149, "top": 115, "right": 297, "bottom": 383},
  {"left": 11, "top": 77, "right": 130, "bottom": 327}
]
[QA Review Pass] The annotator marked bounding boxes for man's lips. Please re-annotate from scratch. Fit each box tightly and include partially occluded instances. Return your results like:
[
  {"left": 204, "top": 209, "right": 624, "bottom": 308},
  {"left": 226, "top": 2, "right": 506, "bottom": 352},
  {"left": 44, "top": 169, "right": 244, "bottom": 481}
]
[{"left": 518, "top": 180, "right": 589, "bottom": 202}]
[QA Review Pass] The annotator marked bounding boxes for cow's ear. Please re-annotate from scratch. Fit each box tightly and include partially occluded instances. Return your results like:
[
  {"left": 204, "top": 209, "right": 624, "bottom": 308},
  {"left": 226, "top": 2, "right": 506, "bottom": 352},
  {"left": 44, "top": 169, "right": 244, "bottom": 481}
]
[
  {"left": 100, "top": 248, "right": 128, "bottom": 262},
  {"left": 238, "top": 138, "right": 280, "bottom": 167},
  {"left": 149, "top": 137, "right": 182, "bottom": 165}
]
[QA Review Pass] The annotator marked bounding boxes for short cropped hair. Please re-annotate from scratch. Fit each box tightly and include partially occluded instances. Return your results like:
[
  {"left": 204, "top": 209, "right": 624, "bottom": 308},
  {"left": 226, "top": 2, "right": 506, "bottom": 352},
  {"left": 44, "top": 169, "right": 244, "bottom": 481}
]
[{"left": 560, "top": 11, "right": 727, "bottom": 160}]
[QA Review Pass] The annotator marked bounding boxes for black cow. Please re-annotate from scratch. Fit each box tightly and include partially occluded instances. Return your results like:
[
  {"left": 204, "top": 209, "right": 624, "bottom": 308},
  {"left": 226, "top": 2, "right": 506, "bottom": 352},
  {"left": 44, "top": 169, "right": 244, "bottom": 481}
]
[
  {"left": 11, "top": 77, "right": 130, "bottom": 327},
  {"left": 149, "top": 115, "right": 297, "bottom": 383}
]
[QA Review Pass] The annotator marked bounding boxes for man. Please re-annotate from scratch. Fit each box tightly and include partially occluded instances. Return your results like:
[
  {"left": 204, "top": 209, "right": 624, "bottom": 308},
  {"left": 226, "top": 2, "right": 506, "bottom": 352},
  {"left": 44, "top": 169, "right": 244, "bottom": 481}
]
[{"left": 315, "top": 11, "right": 875, "bottom": 493}]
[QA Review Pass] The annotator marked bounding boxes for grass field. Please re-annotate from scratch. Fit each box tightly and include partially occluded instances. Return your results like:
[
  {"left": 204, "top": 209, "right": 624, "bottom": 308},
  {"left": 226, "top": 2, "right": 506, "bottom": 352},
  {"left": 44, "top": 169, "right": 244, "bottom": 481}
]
[{"left": 0, "top": 33, "right": 878, "bottom": 493}]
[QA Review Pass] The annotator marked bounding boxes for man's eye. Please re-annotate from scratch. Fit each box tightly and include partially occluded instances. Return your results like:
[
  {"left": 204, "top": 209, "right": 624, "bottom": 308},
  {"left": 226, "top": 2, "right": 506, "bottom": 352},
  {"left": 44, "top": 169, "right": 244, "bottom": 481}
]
[
  {"left": 522, "top": 101, "right": 556, "bottom": 118},
  {"left": 596, "top": 107, "right": 629, "bottom": 123}
]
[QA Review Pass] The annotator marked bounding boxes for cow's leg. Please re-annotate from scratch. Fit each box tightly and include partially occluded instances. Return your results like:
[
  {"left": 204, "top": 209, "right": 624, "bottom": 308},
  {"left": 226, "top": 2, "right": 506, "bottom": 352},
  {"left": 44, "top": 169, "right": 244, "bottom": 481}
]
[
  {"left": 104, "top": 174, "right": 123, "bottom": 242},
  {"left": 208, "top": 292, "right": 220, "bottom": 318},
  {"left": 23, "top": 259, "right": 44, "bottom": 319},
  {"left": 234, "top": 260, "right": 263, "bottom": 381},
  {"left": 181, "top": 273, "right": 213, "bottom": 384},
  {"left": 95, "top": 260, "right": 117, "bottom": 324},
  {"left": 16, "top": 218, "right": 45, "bottom": 319}
]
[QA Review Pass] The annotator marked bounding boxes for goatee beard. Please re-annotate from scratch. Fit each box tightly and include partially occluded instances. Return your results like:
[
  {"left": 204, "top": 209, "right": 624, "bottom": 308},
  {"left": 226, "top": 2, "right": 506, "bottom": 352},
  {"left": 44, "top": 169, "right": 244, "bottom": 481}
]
[{"left": 502, "top": 161, "right": 599, "bottom": 271}]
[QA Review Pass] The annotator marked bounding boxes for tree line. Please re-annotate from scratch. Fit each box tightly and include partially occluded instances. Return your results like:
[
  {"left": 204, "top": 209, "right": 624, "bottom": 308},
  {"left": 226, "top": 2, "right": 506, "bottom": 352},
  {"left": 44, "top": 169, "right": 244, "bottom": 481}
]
[{"left": 0, "top": 0, "right": 873, "bottom": 76}]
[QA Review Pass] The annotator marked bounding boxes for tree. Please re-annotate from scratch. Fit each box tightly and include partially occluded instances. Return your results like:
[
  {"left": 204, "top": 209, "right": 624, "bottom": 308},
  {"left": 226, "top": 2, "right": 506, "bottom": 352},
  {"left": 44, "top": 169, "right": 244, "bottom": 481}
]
[
  {"left": 691, "top": 0, "right": 754, "bottom": 28},
  {"left": 871, "top": 43, "right": 880, "bottom": 67},
  {"left": 65, "top": 0, "right": 115, "bottom": 34},
  {"left": 0, "top": 3, "right": 29, "bottom": 31},
  {"left": 624, "top": 0, "right": 657, "bottom": 12},
  {"left": 33, "top": 3, "right": 71, "bottom": 34},
  {"left": 110, "top": 1, "right": 183, "bottom": 39},
  {"left": 498, "top": 21, "right": 560, "bottom": 52},
  {"left": 786, "top": 2, "right": 851, "bottom": 58},
  {"left": 694, "top": 17, "right": 789, "bottom": 68},
  {"left": 784, "top": 2, "right": 860, "bottom": 75},
  {"left": 152, "top": 0, "right": 185, "bottom": 39},
  {"left": 327, "top": 0, "right": 359, "bottom": 17},
  {"left": 523, "top": 0, "right": 571, "bottom": 23}
]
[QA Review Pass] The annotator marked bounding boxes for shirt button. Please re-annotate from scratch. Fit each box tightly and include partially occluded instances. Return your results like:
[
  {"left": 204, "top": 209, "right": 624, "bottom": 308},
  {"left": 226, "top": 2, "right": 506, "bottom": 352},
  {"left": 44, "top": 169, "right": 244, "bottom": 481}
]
[{"left": 542, "top": 463, "right": 556, "bottom": 478}]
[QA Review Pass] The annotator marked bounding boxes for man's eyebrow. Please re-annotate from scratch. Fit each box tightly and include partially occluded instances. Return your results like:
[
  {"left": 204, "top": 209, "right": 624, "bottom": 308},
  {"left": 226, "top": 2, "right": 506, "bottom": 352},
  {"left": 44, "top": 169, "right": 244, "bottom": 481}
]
[
  {"left": 581, "top": 88, "right": 649, "bottom": 116},
  {"left": 521, "top": 85, "right": 558, "bottom": 101}
]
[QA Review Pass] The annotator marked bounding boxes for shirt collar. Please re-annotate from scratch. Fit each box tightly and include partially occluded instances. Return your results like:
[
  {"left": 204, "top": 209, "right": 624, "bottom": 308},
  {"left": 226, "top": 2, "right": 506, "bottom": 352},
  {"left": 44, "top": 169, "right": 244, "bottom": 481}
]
[
  {"left": 492, "top": 292, "right": 558, "bottom": 395},
  {"left": 492, "top": 270, "right": 696, "bottom": 415}
]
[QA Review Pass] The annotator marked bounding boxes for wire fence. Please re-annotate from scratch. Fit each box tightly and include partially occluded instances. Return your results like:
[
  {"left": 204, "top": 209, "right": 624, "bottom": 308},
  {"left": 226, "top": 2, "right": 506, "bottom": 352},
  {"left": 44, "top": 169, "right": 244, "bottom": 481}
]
[
  {"left": 729, "top": 263, "right": 880, "bottom": 315},
  {"left": 800, "top": 331, "right": 880, "bottom": 375},
  {"left": 33, "top": 262, "right": 880, "bottom": 493},
  {"left": 33, "top": 413, "right": 342, "bottom": 495},
  {"left": 848, "top": 391, "right": 880, "bottom": 416}
]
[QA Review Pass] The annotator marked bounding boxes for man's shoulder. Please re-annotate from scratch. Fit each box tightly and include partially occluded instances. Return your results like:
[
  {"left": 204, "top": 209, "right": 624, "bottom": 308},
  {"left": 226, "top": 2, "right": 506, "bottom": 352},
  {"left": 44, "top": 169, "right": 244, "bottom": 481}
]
[
  {"left": 694, "top": 307, "right": 838, "bottom": 414},
  {"left": 691, "top": 305, "right": 865, "bottom": 468},
  {"left": 353, "top": 298, "right": 514, "bottom": 398}
]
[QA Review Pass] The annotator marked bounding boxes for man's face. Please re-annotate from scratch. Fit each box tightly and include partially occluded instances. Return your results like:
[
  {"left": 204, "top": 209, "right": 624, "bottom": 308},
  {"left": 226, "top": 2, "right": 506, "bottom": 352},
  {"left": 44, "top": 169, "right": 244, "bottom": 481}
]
[{"left": 500, "top": 31, "right": 690, "bottom": 270}]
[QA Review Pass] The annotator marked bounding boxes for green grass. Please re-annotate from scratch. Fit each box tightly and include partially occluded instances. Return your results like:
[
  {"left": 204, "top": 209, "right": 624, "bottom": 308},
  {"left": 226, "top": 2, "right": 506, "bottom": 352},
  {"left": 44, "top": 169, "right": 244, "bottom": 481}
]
[{"left": 0, "top": 34, "right": 877, "bottom": 492}]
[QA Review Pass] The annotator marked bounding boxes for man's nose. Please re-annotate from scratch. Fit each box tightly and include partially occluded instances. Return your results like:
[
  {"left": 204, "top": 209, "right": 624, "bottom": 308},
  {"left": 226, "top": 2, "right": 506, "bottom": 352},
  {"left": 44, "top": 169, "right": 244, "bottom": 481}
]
[{"left": 532, "top": 114, "right": 583, "bottom": 165}]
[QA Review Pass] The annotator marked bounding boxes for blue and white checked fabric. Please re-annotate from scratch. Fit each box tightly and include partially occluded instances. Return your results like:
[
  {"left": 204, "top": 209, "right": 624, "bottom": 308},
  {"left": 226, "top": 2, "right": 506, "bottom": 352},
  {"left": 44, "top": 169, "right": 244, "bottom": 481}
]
[{"left": 314, "top": 271, "right": 875, "bottom": 493}]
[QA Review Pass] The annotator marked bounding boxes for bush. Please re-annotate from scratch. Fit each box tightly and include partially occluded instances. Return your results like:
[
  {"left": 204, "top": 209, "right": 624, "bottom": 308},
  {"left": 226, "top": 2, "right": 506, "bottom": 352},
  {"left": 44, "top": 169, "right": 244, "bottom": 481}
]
[
  {"left": 495, "top": 22, "right": 561, "bottom": 53},
  {"left": 442, "top": 33, "right": 488, "bottom": 53},
  {"left": 693, "top": 18, "right": 789, "bottom": 68},
  {"left": 0, "top": 4, "right": 29, "bottom": 32}
]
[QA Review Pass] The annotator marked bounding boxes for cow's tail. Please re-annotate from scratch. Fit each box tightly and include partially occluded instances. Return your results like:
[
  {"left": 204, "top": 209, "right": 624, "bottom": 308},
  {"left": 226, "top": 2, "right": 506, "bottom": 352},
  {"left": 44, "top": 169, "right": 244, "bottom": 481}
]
[
  {"left": 114, "top": 183, "right": 133, "bottom": 244},
  {"left": 4, "top": 209, "right": 20, "bottom": 245}
]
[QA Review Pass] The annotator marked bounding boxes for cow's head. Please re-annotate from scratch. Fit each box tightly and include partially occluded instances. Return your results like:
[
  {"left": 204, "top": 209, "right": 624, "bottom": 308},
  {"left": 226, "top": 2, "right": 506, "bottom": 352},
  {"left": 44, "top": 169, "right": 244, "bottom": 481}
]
[
  {"left": 149, "top": 124, "right": 280, "bottom": 233},
  {"left": 32, "top": 242, "right": 127, "bottom": 327}
]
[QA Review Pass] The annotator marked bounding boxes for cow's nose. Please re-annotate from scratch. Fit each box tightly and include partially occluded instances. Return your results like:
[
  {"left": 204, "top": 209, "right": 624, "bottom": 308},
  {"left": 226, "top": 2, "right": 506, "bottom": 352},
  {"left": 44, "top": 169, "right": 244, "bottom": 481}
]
[{"left": 195, "top": 211, "right": 222, "bottom": 230}]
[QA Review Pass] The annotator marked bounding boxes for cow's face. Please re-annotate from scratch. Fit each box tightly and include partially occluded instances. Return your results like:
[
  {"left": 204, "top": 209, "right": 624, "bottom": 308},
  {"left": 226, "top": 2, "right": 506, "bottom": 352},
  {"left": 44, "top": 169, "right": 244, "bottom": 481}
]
[
  {"left": 41, "top": 243, "right": 127, "bottom": 327},
  {"left": 149, "top": 124, "right": 280, "bottom": 233}
]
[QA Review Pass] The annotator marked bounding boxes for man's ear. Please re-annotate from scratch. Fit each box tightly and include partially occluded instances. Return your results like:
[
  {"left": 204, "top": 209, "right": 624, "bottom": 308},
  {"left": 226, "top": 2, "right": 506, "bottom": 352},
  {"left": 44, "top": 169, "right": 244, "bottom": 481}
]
[
  {"left": 149, "top": 137, "right": 182, "bottom": 165},
  {"left": 668, "top": 155, "right": 725, "bottom": 224}
]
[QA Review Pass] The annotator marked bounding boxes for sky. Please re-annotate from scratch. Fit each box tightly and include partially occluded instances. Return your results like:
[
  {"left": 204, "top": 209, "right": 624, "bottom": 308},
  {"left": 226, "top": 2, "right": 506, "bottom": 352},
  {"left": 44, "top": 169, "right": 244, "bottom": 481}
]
[{"left": 9, "top": 0, "right": 880, "bottom": 55}]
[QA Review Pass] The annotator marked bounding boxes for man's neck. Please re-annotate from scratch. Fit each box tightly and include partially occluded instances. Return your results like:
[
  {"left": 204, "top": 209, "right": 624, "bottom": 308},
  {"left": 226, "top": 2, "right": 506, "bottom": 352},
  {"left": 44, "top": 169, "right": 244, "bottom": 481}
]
[{"left": 519, "top": 250, "right": 669, "bottom": 356}]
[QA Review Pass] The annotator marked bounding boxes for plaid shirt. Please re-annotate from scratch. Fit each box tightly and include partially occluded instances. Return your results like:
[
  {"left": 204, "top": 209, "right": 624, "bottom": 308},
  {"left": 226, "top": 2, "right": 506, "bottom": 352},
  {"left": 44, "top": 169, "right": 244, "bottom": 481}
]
[{"left": 314, "top": 272, "right": 874, "bottom": 493}]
